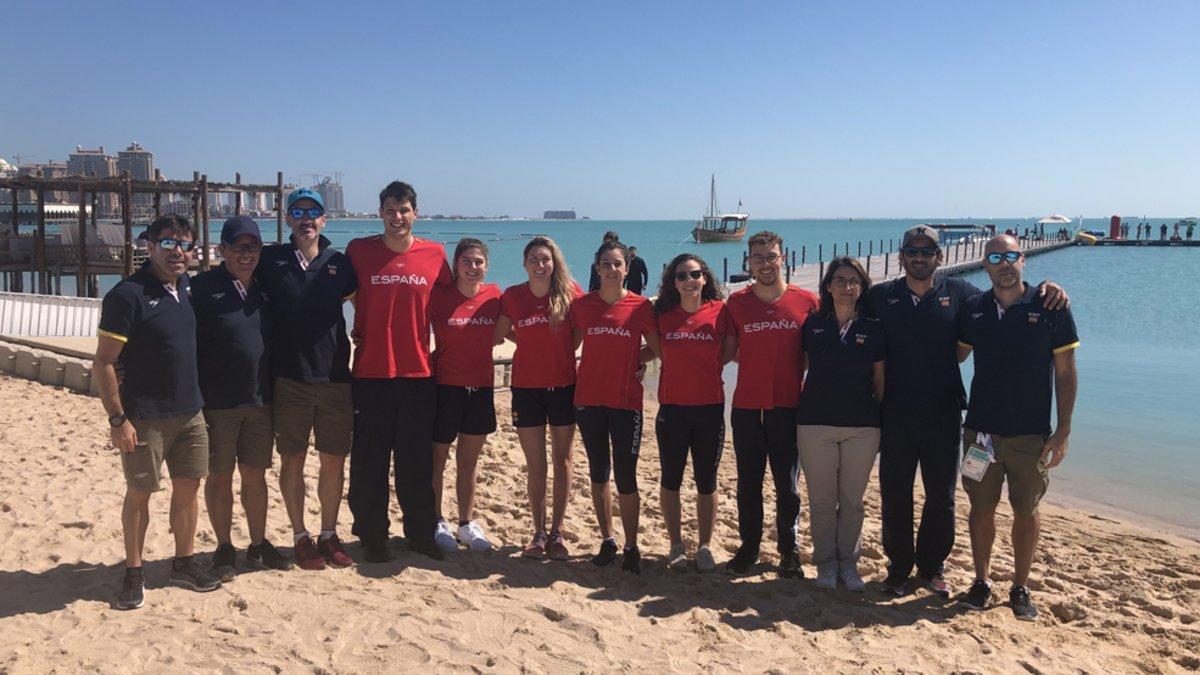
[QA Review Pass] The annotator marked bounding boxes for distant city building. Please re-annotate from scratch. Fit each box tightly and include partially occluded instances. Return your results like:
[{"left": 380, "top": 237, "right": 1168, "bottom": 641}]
[
  {"left": 543, "top": 210, "right": 576, "bottom": 220},
  {"left": 314, "top": 177, "right": 345, "bottom": 216},
  {"left": 117, "top": 142, "right": 155, "bottom": 213},
  {"left": 67, "top": 146, "right": 119, "bottom": 215},
  {"left": 17, "top": 162, "right": 70, "bottom": 204}
]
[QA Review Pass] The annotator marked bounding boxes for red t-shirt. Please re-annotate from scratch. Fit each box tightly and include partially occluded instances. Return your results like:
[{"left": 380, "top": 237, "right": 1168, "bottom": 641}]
[
  {"left": 726, "top": 284, "right": 818, "bottom": 409},
  {"left": 656, "top": 300, "right": 731, "bottom": 406},
  {"left": 346, "top": 235, "right": 452, "bottom": 378},
  {"left": 429, "top": 283, "right": 501, "bottom": 387},
  {"left": 570, "top": 292, "right": 655, "bottom": 410},
  {"left": 500, "top": 281, "right": 583, "bottom": 388}
]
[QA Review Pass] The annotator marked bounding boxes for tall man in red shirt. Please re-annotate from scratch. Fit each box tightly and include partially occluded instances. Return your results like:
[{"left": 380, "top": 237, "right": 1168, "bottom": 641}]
[
  {"left": 347, "top": 181, "right": 452, "bottom": 562},
  {"left": 724, "top": 231, "right": 819, "bottom": 577}
]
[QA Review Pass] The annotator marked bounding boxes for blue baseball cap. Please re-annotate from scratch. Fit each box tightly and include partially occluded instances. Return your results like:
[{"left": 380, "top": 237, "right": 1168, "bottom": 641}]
[
  {"left": 221, "top": 215, "right": 263, "bottom": 245},
  {"left": 286, "top": 187, "right": 324, "bottom": 210}
]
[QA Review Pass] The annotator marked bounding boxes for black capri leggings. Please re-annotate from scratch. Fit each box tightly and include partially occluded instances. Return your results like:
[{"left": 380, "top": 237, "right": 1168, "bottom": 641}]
[
  {"left": 655, "top": 403, "right": 725, "bottom": 495},
  {"left": 576, "top": 405, "right": 643, "bottom": 495}
]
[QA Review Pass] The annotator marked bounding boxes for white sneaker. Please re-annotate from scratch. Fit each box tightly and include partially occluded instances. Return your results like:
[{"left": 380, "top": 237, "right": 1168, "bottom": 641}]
[
  {"left": 667, "top": 542, "right": 688, "bottom": 571},
  {"left": 840, "top": 566, "right": 866, "bottom": 592},
  {"left": 815, "top": 564, "right": 838, "bottom": 590},
  {"left": 457, "top": 521, "right": 494, "bottom": 552},
  {"left": 695, "top": 545, "right": 717, "bottom": 573},
  {"left": 434, "top": 520, "right": 459, "bottom": 552}
]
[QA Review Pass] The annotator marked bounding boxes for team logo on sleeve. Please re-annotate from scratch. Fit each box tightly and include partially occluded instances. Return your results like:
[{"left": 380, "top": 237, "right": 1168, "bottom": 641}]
[
  {"left": 1027, "top": 312, "right": 1040, "bottom": 324},
  {"left": 939, "top": 297, "right": 951, "bottom": 307}
]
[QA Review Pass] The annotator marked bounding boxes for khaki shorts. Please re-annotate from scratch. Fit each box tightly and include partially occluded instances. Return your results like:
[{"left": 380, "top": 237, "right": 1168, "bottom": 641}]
[
  {"left": 123, "top": 411, "right": 209, "bottom": 492},
  {"left": 205, "top": 406, "right": 274, "bottom": 475},
  {"left": 273, "top": 378, "right": 353, "bottom": 457},
  {"left": 961, "top": 428, "right": 1049, "bottom": 517}
]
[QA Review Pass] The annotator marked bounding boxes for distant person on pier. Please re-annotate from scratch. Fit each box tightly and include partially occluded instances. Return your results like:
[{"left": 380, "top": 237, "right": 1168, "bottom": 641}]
[
  {"left": 864, "top": 225, "right": 1069, "bottom": 599},
  {"left": 1135, "top": 224, "right": 1142, "bottom": 240},
  {"left": 956, "top": 235, "right": 1079, "bottom": 621},
  {"left": 95, "top": 213, "right": 220, "bottom": 610},
  {"left": 1160, "top": 223, "right": 1168, "bottom": 240},
  {"left": 625, "top": 246, "right": 649, "bottom": 295},
  {"left": 1188, "top": 222, "right": 1195, "bottom": 240},
  {"left": 1173, "top": 223, "right": 1181, "bottom": 239},
  {"left": 588, "top": 231, "right": 620, "bottom": 292},
  {"left": 257, "top": 187, "right": 358, "bottom": 571}
]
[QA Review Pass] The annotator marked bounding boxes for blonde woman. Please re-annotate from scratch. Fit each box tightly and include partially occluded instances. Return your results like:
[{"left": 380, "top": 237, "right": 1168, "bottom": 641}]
[{"left": 494, "top": 237, "right": 582, "bottom": 559}]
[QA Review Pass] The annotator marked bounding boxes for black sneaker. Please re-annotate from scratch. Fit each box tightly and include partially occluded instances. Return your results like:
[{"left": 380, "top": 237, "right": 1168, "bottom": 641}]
[
  {"left": 725, "top": 547, "right": 758, "bottom": 576},
  {"left": 246, "top": 539, "right": 294, "bottom": 571},
  {"left": 959, "top": 579, "right": 992, "bottom": 610},
  {"left": 621, "top": 546, "right": 641, "bottom": 575},
  {"left": 1009, "top": 586, "right": 1039, "bottom": 621},
  {"left": 592, "top": 539, "right": 618, "bottom": 567},
  {"left": 117, "top": 567, "right": 145, "bottom": 610},
  {"left": 210, "top": 543, "right": 237, "bottom": 582},
  {"left": 882, "top": 573, "right": 911, "bottom": 597},
  {"left": 362, "top": 537, "right": 393, "bottom": 563},
  {"left": 409, "top": 538, "right": 446, "bottom": 561},
  {"left": 170, "top": 556, "right": 222, "bottom": 592},
  {"left": 777, "top": 551, "right": 804, "bottom": 579}
]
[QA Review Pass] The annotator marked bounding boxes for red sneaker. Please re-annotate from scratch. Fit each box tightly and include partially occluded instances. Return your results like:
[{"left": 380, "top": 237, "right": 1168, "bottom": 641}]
[
  {"left": 294, "top": 536, "right": 327, "bottom": 571},
  {"left": 317, "top": 534, "right": 354, "bottom": 568},
  {"left": 547, "top": 530, "right": 570, "bottom": 561}
]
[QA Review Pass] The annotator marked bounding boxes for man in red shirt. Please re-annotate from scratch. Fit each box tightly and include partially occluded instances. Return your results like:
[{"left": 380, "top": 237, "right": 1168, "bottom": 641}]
[
  {"left": 346, "top": 181, "right": 452, "bottom": 562},
  {"left": 724, "top": 231, "right": 818, "bottom": 577}
]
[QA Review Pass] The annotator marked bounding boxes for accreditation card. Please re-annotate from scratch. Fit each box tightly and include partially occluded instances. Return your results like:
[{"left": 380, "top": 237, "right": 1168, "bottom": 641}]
[{"left": 961, "top": 432, "right": 993, "bottom": 482}]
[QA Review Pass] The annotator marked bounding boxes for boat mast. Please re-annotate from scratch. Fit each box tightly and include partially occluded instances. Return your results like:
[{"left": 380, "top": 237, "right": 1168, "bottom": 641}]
[{"left": 709, "top": 174, "right": 716, "bottom": 218}]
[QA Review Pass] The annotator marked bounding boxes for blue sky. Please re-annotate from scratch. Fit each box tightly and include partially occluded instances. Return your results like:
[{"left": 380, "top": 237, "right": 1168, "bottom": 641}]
[{"left": 4, "top": 1, "right": 1197, "bottom": 218}]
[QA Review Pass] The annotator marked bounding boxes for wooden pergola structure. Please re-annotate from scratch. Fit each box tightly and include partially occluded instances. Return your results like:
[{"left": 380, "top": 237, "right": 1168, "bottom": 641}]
[{"left": 0, "top": 170, "right": 288, "bottom": 297}]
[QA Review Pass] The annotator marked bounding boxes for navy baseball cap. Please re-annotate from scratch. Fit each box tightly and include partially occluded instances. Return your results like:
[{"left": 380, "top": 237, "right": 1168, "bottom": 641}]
[
  {"left": 221, "top": 215, "right": 263, "bottom": 245},
  {"left": 286, "top": 187, "right": 324, "bottom": 210}
]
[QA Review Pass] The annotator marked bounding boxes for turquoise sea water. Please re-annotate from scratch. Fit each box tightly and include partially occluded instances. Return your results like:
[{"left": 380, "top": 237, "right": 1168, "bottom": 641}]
[{"left": 64, "top": 217, "right": 1199, "bottom": 535}]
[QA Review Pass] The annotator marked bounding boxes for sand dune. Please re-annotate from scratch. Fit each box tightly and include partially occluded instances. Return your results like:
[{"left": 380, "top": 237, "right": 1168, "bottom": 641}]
[{"left": 1, "top": 372, "right": 1197, "bottom": 673}]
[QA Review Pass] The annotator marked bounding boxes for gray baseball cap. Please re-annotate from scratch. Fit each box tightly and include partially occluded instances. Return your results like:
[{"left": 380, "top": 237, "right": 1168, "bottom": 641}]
[{"left": 902, "top": 224, "right": 940, "bottom": 248}]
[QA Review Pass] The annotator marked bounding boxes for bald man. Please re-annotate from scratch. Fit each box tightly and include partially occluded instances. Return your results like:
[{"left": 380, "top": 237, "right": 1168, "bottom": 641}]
[{"left": 955, "top": 235, "right": 1079, "bottom": 620}]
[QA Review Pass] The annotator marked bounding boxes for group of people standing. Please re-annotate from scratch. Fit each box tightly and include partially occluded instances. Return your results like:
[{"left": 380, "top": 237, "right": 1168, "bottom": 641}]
[{"left": 95, "top": 183, "right": 1078, "bottom": 623}]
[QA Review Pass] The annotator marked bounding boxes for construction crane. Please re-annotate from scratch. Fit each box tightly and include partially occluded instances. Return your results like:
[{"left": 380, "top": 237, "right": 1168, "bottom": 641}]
[{"left": 296, "top": 173, "right": 324, "bottom": 188}]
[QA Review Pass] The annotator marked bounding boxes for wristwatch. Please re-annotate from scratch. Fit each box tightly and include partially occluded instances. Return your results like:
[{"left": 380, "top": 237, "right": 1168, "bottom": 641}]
[{"left": 108, "top": 413, "right": 127, "bottom": 427}]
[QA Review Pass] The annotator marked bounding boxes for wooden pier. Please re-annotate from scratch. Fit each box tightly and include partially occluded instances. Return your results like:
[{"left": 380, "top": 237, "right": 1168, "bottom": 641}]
[
  {"left": 0, "top": 171, "right": 289, "bottom": 297},
  {"left": 724, "top": 235, "right": 1077, "bottom": 292}
]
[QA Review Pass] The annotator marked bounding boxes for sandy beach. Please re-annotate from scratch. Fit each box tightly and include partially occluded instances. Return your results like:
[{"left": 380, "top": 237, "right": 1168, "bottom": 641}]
[{"left": 1, "top": 372, "right": 1198, "bottom": 673}]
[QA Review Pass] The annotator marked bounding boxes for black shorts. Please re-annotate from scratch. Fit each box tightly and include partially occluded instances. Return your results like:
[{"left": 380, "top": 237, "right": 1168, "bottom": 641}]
[
  {"left": 576, "top": 405, "right": 643, "bottom": 495},
  {"left": 655, "top": 403, "right": 725, "bottom": 495},
  {"left": 433, "top": 385, "right": 497, "bottom": 444},
  {"left": 511, "top": 386, "right": 576, "bottom": 428}
]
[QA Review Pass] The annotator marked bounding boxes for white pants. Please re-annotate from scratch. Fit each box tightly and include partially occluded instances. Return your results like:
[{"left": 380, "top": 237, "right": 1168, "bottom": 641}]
[{"left": 797, "top": 425, "right": 880, "bottom": 569}]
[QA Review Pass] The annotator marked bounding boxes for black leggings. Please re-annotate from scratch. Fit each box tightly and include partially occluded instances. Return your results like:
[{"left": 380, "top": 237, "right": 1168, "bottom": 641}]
[
  {"left": 655, "top": 404, "right": 724, "bottom": 494},
  {"left": 576, "top": 406, "right": 642, "bottom": 495}
]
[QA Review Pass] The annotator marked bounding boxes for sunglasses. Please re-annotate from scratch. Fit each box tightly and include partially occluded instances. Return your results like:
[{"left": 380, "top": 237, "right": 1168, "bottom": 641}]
[
  {"left": 290, "top": 207, "right": 324, "bottom": 220},
  {"left": 156, "top": 238, "right": 196, "bottom": 252},
  {"left": 900, "top": 246, "right": 938, "bottom": 258},
  {"left": 985, "top": 251, "right": 1022, "bottom": 264},
  {"left": 675, "top": 270, "right": 704, "bottom": 282},
  {"left": 226, "top": 243, "right": 262, "bottom": 254}
]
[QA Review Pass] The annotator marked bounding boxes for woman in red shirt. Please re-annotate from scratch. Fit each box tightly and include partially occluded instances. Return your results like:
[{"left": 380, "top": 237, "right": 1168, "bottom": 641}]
[
  {"left": 571, "top": 239, "right": 660, "bottom": 575},
  {"left": 652, "top": 254, "right": 737, "bottom": 573},
  {"left": 494, "top": 237, "right": 582, "bottom": 560},
  {"left": 429, "top": 238, "right": 502, "bottom": 553}
]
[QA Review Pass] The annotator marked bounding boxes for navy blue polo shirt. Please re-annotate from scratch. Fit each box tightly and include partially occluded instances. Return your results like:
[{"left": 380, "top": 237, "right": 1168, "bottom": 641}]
[
  {"left": 256, "top": 235, "right": 357, "bottom": 383},
  {"left": 864, "top": 274, "right": 980, "bottom": 415},
  {"left": 798, "top": 313, "right": 887, "bottom": 427},
  {"left": 98, "top": 262, "right": 204, "bottom": 420},
  {"left": 191, "top": 264, "right": 271, "bottom": 409},
  {"left": 957, "top": 284, "right": 1079, "bottom": 437}
]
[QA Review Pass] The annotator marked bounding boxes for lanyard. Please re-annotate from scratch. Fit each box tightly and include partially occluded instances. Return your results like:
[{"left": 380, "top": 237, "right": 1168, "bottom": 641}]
[
  {"left": 294, "top": 249, "right": 310, "bottom": 271},
  {"left": 995, "top": 299, "right": 1006, "bottom": 320},
  {"left": 162, "top": 283, "right": 179, "bottom": 302},
  {"left": 232, "top": 279, "right": 247, "bottom": 301},
  {"left": 838, "top": 319, "right": 854, "bottom": 343}
]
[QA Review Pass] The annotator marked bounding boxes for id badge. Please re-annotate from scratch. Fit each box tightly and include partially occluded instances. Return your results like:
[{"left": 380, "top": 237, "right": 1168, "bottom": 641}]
[{"left": 961, "top": 434, "right": 993, "bottom": 482}]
